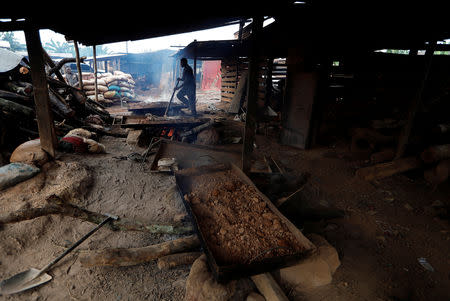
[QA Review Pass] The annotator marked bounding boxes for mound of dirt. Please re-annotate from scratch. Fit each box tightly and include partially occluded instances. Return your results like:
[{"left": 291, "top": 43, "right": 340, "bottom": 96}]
[{"left": 0, "top": 160, "right": 92, "bottom": 213}]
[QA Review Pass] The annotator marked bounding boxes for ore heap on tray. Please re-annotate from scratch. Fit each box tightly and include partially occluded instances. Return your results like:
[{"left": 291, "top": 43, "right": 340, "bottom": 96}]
[{"left": 185, "top": 170, "right": 305, "bottom": 265}]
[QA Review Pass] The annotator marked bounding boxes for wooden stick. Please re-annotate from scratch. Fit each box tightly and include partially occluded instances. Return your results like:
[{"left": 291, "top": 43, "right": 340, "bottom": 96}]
[
  {"left": 251, "top": 273, "right": 289, "bottom": 301},
  {"left": 157, "top": 251, "right": 202, "bottom": 270},
  {"left": 0, "top": 196, "right": 193, "bottom": 235},
  {"left": 79, "top": 235, "right": 201, "bottom": 267},
  {"left": 356, "top": 157, "right": 423, "bottom": 181}
]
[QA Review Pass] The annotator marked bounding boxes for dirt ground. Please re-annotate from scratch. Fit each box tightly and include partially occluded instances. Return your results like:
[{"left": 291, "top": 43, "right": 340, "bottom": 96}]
[
  {"left": 252, "top": 133, "right": 450, "bottom": 301},
  {"left": 1, "top": 96, "right": 449, "bottom": 301},
  {"left": 0, "top": 136, "right": 191, "bottom": 301}
]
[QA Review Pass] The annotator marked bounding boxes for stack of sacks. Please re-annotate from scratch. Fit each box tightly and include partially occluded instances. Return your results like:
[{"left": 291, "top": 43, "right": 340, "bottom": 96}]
[
  {"left": 103, "top": 70, "right": 136, "bottom": 102},
  {"left": 80, "top": 72, "right": 109, "bottom": 104}
]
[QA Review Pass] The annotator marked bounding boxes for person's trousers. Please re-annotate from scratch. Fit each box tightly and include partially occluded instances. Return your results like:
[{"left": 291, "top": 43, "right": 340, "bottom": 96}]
[{"left": 176, "top": 86, "right": 196, "bottom": 114}]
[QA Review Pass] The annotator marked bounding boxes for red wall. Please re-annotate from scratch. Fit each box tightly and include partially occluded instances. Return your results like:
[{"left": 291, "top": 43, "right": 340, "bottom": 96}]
[{"left": 201, "top": 60, "right": 221, "bottom": 90}]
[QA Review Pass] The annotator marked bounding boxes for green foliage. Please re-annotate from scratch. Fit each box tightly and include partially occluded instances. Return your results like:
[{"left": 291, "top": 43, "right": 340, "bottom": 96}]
[
  {"left": 0, "top": 31, "right": 27, "bottom": 51},
  {"left": 44, "top": 39, "right": 74, "bottom": 54},
  {"left": 43, "top": 39, "right": 111, "bottom": 57}
]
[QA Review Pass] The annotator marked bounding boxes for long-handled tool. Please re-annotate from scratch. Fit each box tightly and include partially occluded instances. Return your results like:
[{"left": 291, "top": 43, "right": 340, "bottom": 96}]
[
  {"left": 164, "top": 78, "right": 181, "bottom": 117},
  {"left": 0, "top": 213, "right": 118, "bottom": 295}
]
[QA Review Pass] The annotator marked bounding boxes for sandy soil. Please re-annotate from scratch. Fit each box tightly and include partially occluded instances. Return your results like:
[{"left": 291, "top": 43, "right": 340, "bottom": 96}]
[{"left": 0, "top": 136, "right": 191, "bottom": 301}]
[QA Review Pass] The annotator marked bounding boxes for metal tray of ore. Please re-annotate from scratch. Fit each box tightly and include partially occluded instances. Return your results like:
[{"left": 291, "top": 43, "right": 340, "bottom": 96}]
[
  {"left": 150, "top": 139, "right": 241, "bottom": 172},
  {"left": 174, "top": 163, "right": 316, "bottom": 283}
]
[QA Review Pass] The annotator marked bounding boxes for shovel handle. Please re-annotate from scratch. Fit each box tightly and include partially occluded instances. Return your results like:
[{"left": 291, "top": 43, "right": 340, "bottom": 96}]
[{"left": 38, "top": 216, "right": 114, "bottom": 276}]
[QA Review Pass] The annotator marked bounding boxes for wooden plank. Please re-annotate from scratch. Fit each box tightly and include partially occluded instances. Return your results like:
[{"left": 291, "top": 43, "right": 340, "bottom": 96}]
[
  {"left": 24, "top": 27, "right": 57, "bottom": 158},
  {"left": 228, "top": 70, "right": 248, "bottom": 114},
  {"left": 221, "top": 87, "right": 236, "bottom": 93}
]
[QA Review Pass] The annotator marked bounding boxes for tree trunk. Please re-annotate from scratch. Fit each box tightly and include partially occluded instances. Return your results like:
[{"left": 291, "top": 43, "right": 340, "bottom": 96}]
[{"left": 79, "top": 235, "right": 201, "bottom": 267}]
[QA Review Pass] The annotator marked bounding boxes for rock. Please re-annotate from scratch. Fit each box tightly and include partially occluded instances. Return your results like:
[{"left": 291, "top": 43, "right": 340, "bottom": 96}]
[
  {"left": 276, "top": 255, "right": 332, "bottom": 291},
  {"left": 308, "top": 234, "right": 340, "bottom": 273},
  {"left": 10, "top": 139, "right": 49, "bottom": 167},
  {"left": 273, "top": 234, "right": 340, "bottom": 292},
  {"left": 196, "top": 128, "right": 219, "bottom": 145},
  {"left": 126, "top": 129, "right": 143, "bottom": 146},
  {"left": 185, "top": 254, "right": 253, "bottom": 301},
  {"left": 246, "top": 292, "right": 266, "bottom": 301}
]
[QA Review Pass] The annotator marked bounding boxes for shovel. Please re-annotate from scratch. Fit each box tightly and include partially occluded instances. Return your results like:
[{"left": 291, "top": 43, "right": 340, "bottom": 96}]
[
  {"left": 164, "top": 78, "right": 181, "bottom": 117},
  {"left": 0, "top": 213, "right": 118, "bottom": 295}
]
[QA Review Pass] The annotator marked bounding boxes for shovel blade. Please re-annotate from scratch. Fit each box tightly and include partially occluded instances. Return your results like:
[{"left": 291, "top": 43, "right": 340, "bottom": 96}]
[{"left": 0, "top": 268, "right": 52, "bottom": 295}]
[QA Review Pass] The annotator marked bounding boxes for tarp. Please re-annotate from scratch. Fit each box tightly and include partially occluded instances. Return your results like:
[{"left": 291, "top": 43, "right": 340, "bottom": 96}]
[{"left": 0, "top": 48, "right": 25, "bottom": 73}]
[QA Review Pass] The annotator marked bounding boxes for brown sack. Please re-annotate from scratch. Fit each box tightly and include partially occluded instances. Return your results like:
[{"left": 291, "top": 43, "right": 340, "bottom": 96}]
[{"left": 10, "top": 139, "right": 49, "bottom": 167}]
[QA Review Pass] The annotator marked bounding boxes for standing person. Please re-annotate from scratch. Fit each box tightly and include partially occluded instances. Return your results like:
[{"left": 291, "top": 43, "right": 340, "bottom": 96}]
[
  {"left": 64, "top": 65, "right": 78, "bottom": 86},
  {"left": 176, "top": 58, "right": 197, "bottom": 116}
]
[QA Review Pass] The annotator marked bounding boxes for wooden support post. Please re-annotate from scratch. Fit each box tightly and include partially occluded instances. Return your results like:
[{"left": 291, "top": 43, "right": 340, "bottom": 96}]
[
  {"left": 74, "top": 40, "right": 84, "bottom": 90},
  {"left": 193, "top": 40, "right": 197, "bottom": 104},
  {"left": 242, "top": 16, "right": 263, "bottom": 174},
  {"left": 93, "top": 45, "right": 98, "bottom": 102},
  {"left": 24, "top": 27, "right": 57, "bottom": 158},
  {"left": 395, "top": 40, "right": 436, "bottom": 159},
  {"left": 265, "top": 57, "right": 274, "bottom": 106}
]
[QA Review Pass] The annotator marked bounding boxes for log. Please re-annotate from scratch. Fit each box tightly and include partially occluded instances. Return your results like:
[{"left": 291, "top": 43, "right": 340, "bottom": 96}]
[
  {"left": 370, "top": 149, "right": 395, "bottom": 164},
  {"left": 5, "top": 81, "right": 33, "bottom": 96},
  {"left": 421, "top": 144, "right": 450, "bottom": 163},
  {"left": 180, "top": 119, "right": 214, "bottom": 137},
  {"left": 0, "top": 195, "right": 193, "bottom": 235},
  {"left": 47, "top": 57, "right": 86, "bottom": 77},
  {"left": 0, "top": 89, "right": 32, "bottom": 103},
  {"left": 48, "top": 88, "right": 75, "bottom": 118},
  {"left": 0, "top": 97, "right": 35, "bottom": 117},
  {"left": 42, "top": 47, "right": 65, "bottom": 82},
  {"left": 79, "top": 235, "right": 201, "bottom": 267},
  {"left": 351, "top": 128, "right": 394, "bottom": 152},
  {"left": 424, "top": 159, "right": 450, "bottom": 187},
  {"left": 251, "top": 273, "right": 289, "bottom": 301},
  {"left": 356, "top": 156, "right": 423, "bottom": 181},
  {"left": 157, "top": 251, "right": 203, "bottom": 270}
]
